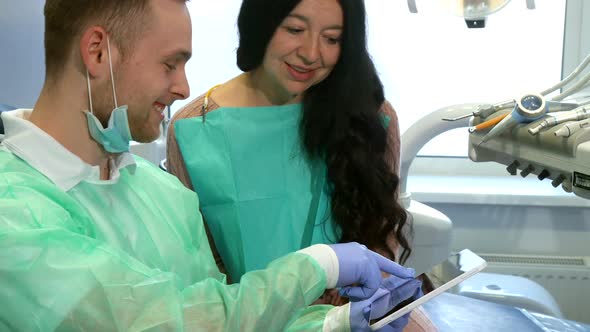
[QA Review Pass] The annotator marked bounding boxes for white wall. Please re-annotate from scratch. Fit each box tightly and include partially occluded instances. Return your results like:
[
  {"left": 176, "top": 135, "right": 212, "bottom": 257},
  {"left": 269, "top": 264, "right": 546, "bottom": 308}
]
[
  {"left": 427, "top": 202, "right": 590, "bottom": 257},
  {"left": 0, "top": 0, "right": 46, "bottom": 108},
  {"left": 172, "top": 1, "right": 243, "bottom": 113}
]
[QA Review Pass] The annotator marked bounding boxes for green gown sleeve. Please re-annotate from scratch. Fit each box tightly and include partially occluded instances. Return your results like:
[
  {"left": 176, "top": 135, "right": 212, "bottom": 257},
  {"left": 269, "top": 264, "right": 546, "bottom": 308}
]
[
  {"left": 283, "top": 305, "right": 340, "bottom": 331},
  {"left": 0, "top": 170, "right": 333, "bottom": 332}
]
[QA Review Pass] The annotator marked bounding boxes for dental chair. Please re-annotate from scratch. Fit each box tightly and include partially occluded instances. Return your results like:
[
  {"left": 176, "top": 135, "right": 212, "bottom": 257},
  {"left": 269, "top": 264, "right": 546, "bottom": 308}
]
[
  {"left": 400, "top": 105, "right": 590, "bottom": 331},
  {"left": 423, "top": 292, "right": 589, "bottom": 332}
]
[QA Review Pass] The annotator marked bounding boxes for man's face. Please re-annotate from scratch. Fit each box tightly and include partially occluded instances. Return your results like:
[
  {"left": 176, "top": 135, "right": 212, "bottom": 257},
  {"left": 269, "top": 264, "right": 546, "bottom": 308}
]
[{"left": 110, "top": 0, "right": 192, "bottom": 143}]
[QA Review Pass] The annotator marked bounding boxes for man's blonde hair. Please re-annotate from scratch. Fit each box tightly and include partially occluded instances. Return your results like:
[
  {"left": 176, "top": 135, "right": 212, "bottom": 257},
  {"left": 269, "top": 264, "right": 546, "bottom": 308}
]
[{"left": 43, "top": 0, "right": 152, "bottom": 79}]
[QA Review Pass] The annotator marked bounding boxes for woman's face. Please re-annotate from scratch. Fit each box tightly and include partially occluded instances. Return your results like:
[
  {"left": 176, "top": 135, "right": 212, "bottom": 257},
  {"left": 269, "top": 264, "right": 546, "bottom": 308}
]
[{"left": 258, "top": 0, "right": 343, "bottom": 100}]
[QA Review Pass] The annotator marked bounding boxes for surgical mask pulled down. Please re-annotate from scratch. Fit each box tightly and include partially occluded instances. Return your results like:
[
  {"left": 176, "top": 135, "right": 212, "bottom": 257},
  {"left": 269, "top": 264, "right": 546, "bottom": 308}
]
[{"left": 84, "top": 36, "right": 132, "bottom": 153}]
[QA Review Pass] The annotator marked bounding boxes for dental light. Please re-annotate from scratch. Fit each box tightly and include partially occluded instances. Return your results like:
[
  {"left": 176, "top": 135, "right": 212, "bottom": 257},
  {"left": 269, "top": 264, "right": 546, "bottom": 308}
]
[{"left": 406, "top": 0, "right": 536, "bottom": 28}]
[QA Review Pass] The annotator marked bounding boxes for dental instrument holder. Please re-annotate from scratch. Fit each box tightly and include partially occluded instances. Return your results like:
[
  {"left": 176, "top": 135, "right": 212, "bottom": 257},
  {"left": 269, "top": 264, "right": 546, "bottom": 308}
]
[
  {"left": 480, "top": 93, "right": 546, "bottom": 143},
  {"left": 400, "top": 104, "right": 481, "bottom": 275},
  {"left": 469, "top": 100, "right": 590, "bottom": 199},
  {"left": 529, "top": 106, "right": 590, "bottom": 135}
]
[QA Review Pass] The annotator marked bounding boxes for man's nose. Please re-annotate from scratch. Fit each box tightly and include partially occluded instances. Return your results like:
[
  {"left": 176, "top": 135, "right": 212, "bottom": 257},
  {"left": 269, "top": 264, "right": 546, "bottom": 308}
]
[{"left": 171, "top": 69, "right": 190, "bottom": 101}]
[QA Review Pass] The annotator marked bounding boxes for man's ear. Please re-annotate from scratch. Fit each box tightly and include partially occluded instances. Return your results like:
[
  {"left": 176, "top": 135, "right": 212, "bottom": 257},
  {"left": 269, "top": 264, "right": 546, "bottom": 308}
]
[{"left": 79, "top": 26, "right": 117, "bottom": 78}]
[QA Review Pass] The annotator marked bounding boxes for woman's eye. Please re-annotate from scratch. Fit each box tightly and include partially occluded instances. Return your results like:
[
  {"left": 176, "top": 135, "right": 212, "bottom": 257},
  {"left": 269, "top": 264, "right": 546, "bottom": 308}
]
[
  {"left": 326, "top": 37, "right": 341, "bottom": 45},
  {"left": 286, "top": 27, "right": 303, "bottom": 34}
]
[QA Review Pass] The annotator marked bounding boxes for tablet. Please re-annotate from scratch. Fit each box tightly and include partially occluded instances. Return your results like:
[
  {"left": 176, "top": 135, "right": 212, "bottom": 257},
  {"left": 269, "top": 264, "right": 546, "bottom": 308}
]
[{"left": 369, "top": 248, "right": 487, "bottom": 330}]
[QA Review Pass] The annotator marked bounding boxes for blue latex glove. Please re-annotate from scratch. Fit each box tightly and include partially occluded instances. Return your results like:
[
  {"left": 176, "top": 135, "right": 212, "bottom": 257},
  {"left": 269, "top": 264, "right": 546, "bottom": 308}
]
[
  {"left": 329, "top": 242, "right": 415, "bottom": 300},
  {"left": 350, "top": 276, "right": 423, "bottom": 332},
  {"left": 375, "top": 313, "right": 411, "bottom": 332}
]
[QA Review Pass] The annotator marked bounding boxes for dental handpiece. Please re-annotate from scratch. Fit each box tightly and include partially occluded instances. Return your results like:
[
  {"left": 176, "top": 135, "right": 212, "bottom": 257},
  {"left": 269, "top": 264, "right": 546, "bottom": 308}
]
[
  {"left": 554, "top": 118, "right": 590, "bottom": 137},
  {"left": 480, "top": 93, "right": 546, "bottom": 143},
  {"left": 454, "top": 100, "right": 576, "bottom": 124},
  {"left": 468, "top": 113, "right": 508, "bottom": 133},
  {"left": 545, "top": 101, "right": 580, "bottom": 113},
  {"left": 528, "top": 107, "right": 590, "bottom": 135},
  {"left": 442, "top": 100, "right": 514, "bottom": 121}
]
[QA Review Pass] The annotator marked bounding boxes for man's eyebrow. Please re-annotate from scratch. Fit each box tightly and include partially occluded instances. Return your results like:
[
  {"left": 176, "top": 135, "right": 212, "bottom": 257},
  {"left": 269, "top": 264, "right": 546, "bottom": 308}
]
[
  {"left": 177, "top": 50, "right": 192, "bottom": 62},
  {"left": 166, "top": 50, "right": 192, "bottom": 63},
  {"left": 286, "top": 13, "right": 343, "bottom": 30}
]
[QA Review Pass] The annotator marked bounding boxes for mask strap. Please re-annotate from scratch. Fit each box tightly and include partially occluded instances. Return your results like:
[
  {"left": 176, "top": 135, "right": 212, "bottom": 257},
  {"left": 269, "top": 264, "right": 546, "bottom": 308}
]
[
  {"left": 106, "top": 35, "right": 119, "bottom": 109},
  {"left": 86, "top": 69, "right": 94, "bottom": 114}
]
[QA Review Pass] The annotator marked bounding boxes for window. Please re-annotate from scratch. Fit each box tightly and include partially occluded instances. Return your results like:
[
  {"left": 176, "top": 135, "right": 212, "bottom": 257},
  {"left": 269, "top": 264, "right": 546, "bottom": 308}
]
[{"left": 365, "top": 0, "right": 565, "bottom": 156}]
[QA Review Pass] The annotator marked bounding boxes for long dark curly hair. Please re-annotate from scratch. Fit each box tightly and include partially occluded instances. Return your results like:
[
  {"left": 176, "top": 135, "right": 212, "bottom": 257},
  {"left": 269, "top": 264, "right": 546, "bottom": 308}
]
[{"left": 236, "top": 0, "right": 412, "bottom": 263}]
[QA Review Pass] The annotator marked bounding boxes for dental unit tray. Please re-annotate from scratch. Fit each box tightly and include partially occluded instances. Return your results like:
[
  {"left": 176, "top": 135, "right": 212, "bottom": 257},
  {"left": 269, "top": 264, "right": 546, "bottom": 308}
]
[
  {"left": 466, "top": 51, "right": 590, "bottom": 200},
  {"left": 468, "top": 107, "right": 590, "bottom": 199},
  {"left": 400, "top": 53, "right": 590, "bottom": 202}
]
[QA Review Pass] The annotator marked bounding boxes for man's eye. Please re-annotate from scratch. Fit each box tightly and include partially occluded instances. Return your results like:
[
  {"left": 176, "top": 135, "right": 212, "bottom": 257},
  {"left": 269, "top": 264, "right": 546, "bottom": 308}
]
[{"left": 164, "top": 63, "right": 176, "bottom": 71}]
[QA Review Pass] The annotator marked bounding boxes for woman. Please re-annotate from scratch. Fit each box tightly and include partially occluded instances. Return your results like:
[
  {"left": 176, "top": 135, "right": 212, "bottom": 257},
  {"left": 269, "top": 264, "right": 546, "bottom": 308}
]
[
  {"left": 170, "top": 0, "right": 409, "bottom": 279},
  {"left": 167, "top": 1, "right": 435, "bottom": 328},
  {"left": 167, "top": 0, "right": 434, "bottom": 330}
]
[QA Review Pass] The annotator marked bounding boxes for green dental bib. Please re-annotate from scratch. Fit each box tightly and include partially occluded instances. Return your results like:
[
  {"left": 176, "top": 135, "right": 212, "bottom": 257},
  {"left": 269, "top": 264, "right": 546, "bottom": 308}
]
[{"left": 174, "top": 104, "right": 340, "bottom": 281}]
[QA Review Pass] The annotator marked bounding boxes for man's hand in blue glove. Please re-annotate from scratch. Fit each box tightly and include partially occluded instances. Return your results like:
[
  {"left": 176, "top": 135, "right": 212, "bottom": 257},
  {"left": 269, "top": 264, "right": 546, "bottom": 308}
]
[
  {"left": 350, "top": 275, "right": 423, "bottom": 332},
  {"left": 330, "top": 242, "right": 415, "bottom": 300}
]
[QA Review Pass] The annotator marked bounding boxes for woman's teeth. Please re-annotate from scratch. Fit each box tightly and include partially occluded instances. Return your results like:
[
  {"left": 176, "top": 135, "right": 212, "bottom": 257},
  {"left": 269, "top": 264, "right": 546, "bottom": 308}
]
[{"left": 291, "top": 66, "right": 311, "bottom": 73}]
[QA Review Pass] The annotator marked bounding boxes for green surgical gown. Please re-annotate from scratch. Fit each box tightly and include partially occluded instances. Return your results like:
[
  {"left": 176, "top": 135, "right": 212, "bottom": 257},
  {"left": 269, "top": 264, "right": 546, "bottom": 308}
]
[{"left": 0, "top": 149, "right": 335, "bottom": 331}]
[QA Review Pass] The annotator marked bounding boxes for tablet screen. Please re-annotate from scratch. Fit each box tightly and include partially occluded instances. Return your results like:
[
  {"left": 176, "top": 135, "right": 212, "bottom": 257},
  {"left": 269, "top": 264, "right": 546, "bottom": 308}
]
[
  {"left": 424, "top": 249, "right": 485, "bottom": 288},
  {"left": 369, "top": 249, "right": 487, "bottom": 330}
]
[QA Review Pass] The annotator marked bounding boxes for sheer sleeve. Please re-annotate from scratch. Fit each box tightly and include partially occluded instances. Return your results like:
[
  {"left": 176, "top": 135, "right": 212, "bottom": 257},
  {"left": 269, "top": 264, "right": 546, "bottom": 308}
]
[{"left": 166, "top": 100, "right": 201, "bottom": 191}]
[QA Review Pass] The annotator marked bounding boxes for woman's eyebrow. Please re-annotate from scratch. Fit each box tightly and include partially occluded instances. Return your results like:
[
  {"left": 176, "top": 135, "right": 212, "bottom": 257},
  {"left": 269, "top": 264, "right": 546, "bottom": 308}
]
[{"left": 286, "top": 13, "right": 343, "bottom": 30}]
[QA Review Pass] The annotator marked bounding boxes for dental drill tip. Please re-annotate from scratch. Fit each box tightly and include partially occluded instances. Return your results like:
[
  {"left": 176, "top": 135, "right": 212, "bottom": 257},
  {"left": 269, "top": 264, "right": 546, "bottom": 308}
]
[
  {"left": 468, "top": 127, "right": 476, "bottom": 133},
  {"left": 443, "top": 113, "right": 473, "bottom": 121},
  {"left": 528, "top": 127, "right": 540, "bottom": 135}
]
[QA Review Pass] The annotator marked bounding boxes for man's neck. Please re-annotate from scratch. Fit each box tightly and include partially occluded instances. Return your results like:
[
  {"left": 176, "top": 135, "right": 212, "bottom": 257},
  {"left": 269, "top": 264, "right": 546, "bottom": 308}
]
[{"left": 29, "top": 80, "right": 112, "bottom": 174}]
